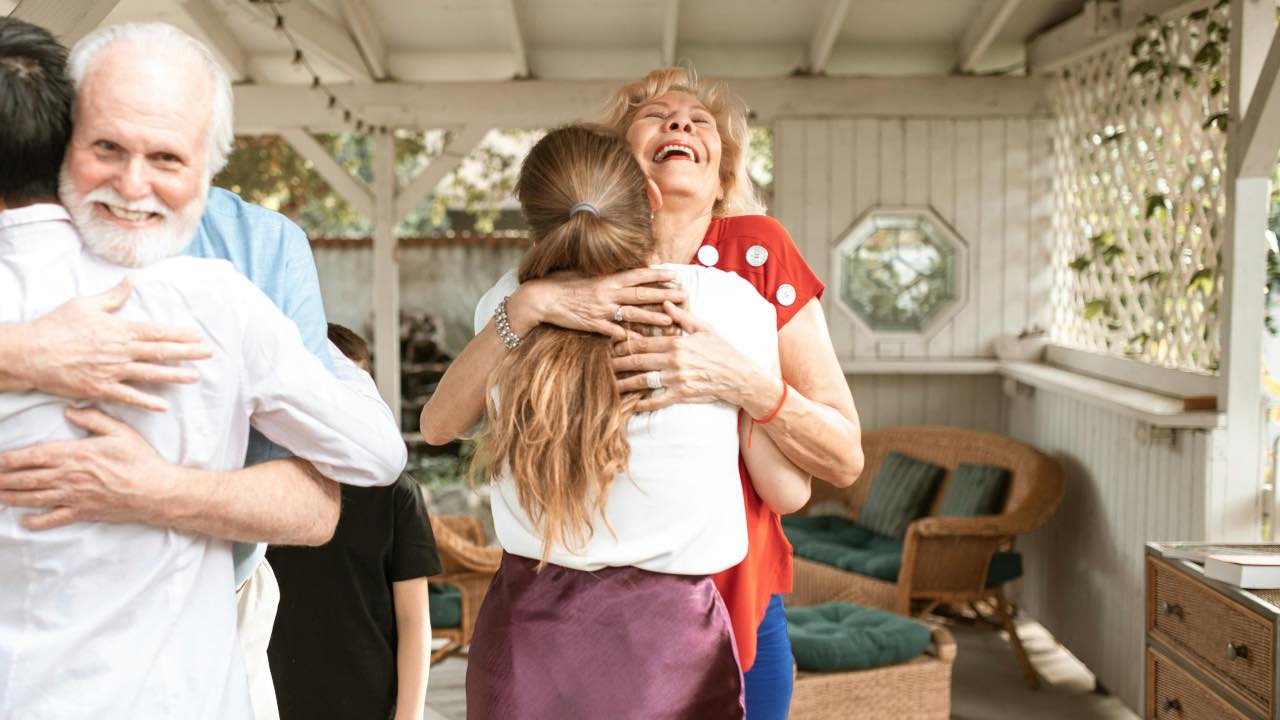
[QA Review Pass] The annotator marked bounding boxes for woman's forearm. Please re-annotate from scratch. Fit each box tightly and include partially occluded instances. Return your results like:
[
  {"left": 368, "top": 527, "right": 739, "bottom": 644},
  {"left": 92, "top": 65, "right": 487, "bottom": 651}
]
[
  {"left": 738, "top": 302, "right": 864, "bottom": 487},
  {"left": 420, "top": 284, "right": 545, "bottom": 444}
]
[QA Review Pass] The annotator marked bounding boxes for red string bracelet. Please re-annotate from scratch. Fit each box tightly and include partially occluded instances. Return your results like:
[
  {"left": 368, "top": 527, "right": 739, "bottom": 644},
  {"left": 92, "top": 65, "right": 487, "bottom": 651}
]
[{"left": 747, "top": 382, "right": 789, "bottom": 448}]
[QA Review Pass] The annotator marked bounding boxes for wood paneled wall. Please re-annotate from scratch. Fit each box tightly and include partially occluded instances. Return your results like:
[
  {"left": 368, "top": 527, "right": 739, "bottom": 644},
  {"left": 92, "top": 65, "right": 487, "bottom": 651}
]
[
  {"left": 1007, "top": 387, "right": 1219, "bottom": 714},
  {"left": 772, "top": 116, "right": 1054, "bottom": 362}
]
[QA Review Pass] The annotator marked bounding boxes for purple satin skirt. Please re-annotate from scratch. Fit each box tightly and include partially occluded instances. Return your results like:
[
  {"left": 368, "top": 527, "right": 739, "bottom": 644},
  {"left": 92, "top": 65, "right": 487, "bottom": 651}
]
[{"left": 466, "top": 552, "right": 745, "bottom": 720}]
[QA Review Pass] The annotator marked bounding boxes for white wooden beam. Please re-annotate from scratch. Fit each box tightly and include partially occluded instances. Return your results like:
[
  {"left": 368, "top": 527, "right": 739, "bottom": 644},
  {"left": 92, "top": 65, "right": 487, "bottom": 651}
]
[
  {"left": 179, "top": 0, "right": 249, "bottom": 82},
  {"left": 1216, "top": 0, "right": 1276, "bottom": 541},
  {"left": 394, "top": 126, "right": 489, "bottom": 224},
  {"left": 279, "top": 129, "right": 374, "bottom": 219},
  {"left": 233, "top": 76, "right": 1051, "bottom": 132},
  {"left": 498, "top": 0, "right": 529, "bottom": 79},
  {"left": 1238, "top": 21, "right": 1280, "bottom": 177},
  {"left": 805, "top": 0, "right": 851, "bottom": 75},
  {"left": 957, "top": 0, "right": 1023, "bottom": 73},
  {"left": 258, "top": 0, "right": 374, "bottom": 82},
  {"left": 371, "top": 133, "right": 401, "bottom": 427},
  {"left": 661, "top": 0, "right": 680, "bottom": 66},
  {"left": 1027, "top": 0, "right": 1209, "bottom": 74},
  {"left": 338, "top": 0, "right": 387, "bottom": 80},
  {"left": 9, "top": 0, "right": 119, "bottom": 44}
]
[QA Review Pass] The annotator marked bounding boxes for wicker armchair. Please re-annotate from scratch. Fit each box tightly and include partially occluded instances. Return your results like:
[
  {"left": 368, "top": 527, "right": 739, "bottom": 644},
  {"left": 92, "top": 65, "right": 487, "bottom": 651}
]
[
  {"left": 790, "top": 623, "right": 956, "bottom": 720},
  {"left": 786, "top": 426, "right": 1064, "bottom": 689},
  {"left": 428, "top": 514, "right": 501, "bottom": 666}
]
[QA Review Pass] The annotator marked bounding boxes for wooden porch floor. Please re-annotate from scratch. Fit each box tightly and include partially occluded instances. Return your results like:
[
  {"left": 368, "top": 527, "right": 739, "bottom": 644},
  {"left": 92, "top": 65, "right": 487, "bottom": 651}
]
[{"left": 420, "top": 613, "right": 1138, "bottom": 719}]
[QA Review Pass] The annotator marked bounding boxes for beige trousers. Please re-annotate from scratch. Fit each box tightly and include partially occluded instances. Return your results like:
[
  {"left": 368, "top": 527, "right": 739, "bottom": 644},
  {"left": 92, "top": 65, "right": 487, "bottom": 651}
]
[{"left": 236, "top": 558, "right": 281, "bottom": 720}]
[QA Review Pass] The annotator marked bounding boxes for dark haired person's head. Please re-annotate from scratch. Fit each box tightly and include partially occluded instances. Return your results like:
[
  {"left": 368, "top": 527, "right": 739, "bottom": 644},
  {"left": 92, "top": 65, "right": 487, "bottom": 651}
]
[
  {"left": 328, "top": 323, "right": 371, "bottom": 372},
  {"left": 0, "top": 18, "right": 73, "bottom": 206}
]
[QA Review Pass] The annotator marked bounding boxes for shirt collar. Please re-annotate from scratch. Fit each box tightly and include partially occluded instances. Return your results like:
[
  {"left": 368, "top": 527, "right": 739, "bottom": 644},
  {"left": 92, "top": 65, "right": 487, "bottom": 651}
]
[{"left": 0, "top": 203, "right": 72, "bottom": 231}]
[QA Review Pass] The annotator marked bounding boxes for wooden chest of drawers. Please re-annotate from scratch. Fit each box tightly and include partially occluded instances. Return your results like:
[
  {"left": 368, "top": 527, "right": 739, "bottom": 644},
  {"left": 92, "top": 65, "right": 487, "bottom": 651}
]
[{"left": 1146, "top": 544, "right": 1280, "bottom": 720}]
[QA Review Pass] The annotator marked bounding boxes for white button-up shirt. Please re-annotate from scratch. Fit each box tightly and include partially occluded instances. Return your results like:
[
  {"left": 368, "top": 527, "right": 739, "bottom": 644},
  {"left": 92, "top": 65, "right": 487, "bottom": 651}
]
[{"left": 0, "top": 204, "right": 407, "bottom": 719}]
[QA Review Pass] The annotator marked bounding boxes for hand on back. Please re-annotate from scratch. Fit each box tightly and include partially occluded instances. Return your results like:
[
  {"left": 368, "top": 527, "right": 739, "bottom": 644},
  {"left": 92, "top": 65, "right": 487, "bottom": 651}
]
[{"left": 24, "top": 278, "right": 212, "bottom": 411}]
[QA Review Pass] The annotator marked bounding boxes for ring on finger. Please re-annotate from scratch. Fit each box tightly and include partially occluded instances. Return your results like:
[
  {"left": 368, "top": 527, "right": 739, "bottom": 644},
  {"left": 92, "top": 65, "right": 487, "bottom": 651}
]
[
  {"left": 613, "top": 305, "right": 625, "bottom": 323},
  {"left": 644, "top": 370, "right": 663, "bottom": 390}
]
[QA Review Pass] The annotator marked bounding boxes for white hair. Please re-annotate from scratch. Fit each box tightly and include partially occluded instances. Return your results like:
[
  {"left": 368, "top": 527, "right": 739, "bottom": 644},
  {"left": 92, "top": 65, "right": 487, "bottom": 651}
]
[{"left": 68, "top": 22, "right": 234, "bottom": 177}]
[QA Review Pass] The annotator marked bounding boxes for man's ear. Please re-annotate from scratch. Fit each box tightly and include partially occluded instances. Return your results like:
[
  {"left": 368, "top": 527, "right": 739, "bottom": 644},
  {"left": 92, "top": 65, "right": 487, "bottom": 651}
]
[{"left": 645, "top": 178, "right": 663, "bottom": 213}]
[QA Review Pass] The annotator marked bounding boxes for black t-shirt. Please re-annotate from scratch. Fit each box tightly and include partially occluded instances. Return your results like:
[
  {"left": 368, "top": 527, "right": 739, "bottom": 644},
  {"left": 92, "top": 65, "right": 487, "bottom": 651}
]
[{"left": 267, "top": 475, "right": 443, "bottom": 720}]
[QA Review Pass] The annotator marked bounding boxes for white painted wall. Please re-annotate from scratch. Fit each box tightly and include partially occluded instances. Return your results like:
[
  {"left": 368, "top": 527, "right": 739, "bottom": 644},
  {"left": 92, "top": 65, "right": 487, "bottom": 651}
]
[
  {"left": 312, "top": 243, "right": 524, "bottom": 354},
  {"left": 1007, "top": 387, "right": 1219, "bottom": 714}
]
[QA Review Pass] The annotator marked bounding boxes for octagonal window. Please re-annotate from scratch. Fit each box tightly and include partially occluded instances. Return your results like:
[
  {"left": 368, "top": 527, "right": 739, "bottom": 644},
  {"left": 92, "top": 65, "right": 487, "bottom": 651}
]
[{"left": 834, "top": 207, "right": 967, "bottom": 337}]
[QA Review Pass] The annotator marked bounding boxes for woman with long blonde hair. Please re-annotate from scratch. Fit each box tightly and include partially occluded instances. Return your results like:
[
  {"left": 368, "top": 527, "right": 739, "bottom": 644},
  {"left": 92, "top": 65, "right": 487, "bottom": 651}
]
[
  {"left": 424, "top": 69, "right": 863, "bottom": 719},
  {"left": 461, "top": 125, "right": 805, "bottom": 719}
]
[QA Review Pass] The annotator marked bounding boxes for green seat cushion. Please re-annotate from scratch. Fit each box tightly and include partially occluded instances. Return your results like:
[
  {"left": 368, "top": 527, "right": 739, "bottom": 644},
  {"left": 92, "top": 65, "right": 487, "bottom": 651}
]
[
  {"left": 428, "top": 583, "right": 462, "bottom": 629},
  {"left": 939, "top": 463, "right": 1010, "bottom": 517},
  {"left": 782, "top": 515, "right": 904, "bottom": 581},
  {"left": 785, "top": 602, "right": 932, "bottom": 672},
  {"left": 857, "top": 453, "right": 945, "bottom": 539},
  {"left": 782, "top": 515, "right": 1022, "bottom": 587}
]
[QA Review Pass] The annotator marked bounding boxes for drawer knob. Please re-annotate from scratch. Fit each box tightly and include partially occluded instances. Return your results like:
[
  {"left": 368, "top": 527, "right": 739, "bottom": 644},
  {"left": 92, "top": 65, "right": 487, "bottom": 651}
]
[
  {"left": 1159, "top": 601, "right": 1183, "bottom": 618},
  {"left": 1227, "top": 642, "right": 1249, "bottom": 661},
  {"left": 1162, "top": 698, "right": 1181, "bottom": 712}
]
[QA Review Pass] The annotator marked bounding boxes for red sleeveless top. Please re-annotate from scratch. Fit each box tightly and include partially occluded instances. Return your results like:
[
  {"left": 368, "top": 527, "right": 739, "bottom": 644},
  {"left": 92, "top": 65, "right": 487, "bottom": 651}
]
[{"left": 693, "top": 215, "right": 825, "bottom": 670}]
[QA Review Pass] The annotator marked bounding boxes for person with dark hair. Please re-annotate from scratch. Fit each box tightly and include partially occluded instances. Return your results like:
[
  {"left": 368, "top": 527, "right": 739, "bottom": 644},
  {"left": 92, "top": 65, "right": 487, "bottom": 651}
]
[
  {"left": 267, "top": 323, "right": 441, "bottom": 720},
  {"left": 0, "top": 17, "right": 73, "bottom": 207},
  {"left": 0, "top": 21, "right": 407, "bottom": 719}
]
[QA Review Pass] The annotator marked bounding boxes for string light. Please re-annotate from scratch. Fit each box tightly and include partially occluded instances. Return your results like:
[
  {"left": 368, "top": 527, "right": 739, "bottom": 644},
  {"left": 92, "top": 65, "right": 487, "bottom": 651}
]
[{"left": 252, "top": 0, "right": 381, "bottom": 137}]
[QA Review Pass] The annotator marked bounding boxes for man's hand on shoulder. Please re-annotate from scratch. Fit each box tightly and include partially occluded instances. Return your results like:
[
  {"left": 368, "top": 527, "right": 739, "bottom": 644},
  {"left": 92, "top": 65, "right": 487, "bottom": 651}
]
[
  {"left": 13, "top": 278, "right": 213, "bottom": 410},
  {"left": 0, "top": 407, "right": 178, "bottom": 531}
]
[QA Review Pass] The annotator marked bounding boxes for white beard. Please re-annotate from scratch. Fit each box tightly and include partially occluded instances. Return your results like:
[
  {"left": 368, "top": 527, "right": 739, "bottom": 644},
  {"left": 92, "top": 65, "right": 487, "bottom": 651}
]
[{"left": 59, "top": 172, "right": 207, "bottom": 268}]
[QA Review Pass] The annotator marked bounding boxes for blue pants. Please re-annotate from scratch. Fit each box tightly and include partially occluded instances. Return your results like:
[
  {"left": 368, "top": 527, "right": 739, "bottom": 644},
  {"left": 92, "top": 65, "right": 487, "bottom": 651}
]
[{"left": 742, "top": 594, "right": 793, "bottom": 720}]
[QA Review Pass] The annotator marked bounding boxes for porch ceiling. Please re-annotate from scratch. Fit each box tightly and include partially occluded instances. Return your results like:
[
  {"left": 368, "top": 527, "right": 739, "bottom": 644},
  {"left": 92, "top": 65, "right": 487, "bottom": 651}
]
[{"left": 7, "top": 0, "right": 1088, "bottom": 84}]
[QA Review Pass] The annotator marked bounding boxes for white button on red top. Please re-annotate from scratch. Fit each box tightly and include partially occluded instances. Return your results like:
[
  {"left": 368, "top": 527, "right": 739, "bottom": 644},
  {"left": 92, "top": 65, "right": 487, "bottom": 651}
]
[
  {"left": 776, "top": 283, "right": 797, "bottom": 306},
  {"left": 745, "top": 245, "right": 769, "bottom": 267},
  {"left": 696, "top": 245, "right": 720, "bottom": 266}
]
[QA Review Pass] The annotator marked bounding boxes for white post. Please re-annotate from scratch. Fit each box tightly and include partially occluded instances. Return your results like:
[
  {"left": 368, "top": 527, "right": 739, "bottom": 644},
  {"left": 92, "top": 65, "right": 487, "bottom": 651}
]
[
  {"left": 1217, "top": 0, "right": 1275, "bottom": 540},
  {"left": 372, "top": 133, "right": 402, "bottom": 429}
]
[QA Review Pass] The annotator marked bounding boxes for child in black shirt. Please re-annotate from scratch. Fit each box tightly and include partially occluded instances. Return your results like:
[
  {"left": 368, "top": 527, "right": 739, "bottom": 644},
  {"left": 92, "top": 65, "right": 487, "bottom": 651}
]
[{"left": 268, "top": 324, "right": 443, "bottom": 720}]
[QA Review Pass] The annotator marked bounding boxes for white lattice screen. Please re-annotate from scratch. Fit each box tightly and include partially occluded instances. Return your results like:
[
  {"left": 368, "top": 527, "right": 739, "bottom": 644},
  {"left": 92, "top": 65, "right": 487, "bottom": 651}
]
[{"left": 1050, "top": 4, "right": 1228, "bottom": 372}]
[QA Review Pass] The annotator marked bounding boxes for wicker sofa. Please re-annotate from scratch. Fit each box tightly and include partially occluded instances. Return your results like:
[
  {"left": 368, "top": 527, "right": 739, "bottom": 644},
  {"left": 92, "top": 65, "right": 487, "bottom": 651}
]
[
  {"left": 785, "top": 426, "right": 1064, "bottom": 688},
  {"left": 790, "top": 622, "right": 956, "bottom": 720},
  {"left": 427, "top": 514, "right": 501, "bottom": 666}
]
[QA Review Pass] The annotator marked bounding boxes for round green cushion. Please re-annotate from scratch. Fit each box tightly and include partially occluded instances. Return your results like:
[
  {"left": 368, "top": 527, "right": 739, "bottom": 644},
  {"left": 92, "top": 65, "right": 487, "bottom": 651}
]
[
  {"left": 785, "top": 602, "right": 932, "bottom": 672},
  {"left": 428, "top": 583, "right": 462, "bottom": 629}
]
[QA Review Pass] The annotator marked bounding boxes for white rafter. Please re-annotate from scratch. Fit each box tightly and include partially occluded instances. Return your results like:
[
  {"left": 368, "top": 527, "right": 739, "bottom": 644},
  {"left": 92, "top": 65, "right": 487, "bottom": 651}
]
[
  {"left": 499, "top": 0, "right": 530, "bottom": 78},
  {"left": 338, "top": 0, "right": 387, "bottom": 80},
  {"left": 9, "top": 0, "right": 119, "bottom": 44},
  {"left": 805, "top": 0, "right": 851, "bottom": 75},
  {"left": 279, "top": 129, "right": 374, "bottom": 219},
  {"left": 956, "top": 0, "right": 1023, "bottom": 73},
  {"left": 394, "top": 126, "right": 489, "bottom": 224},
  {"left": 257, "top": 0, "right": 374, "bottom": 83},
  {"left": 179, "top": 0, "right": 249, "bottom": 82},
  {"left": 1238, "top": 25, "right": 1280, "bottom": 178},
  {"left": 234, "top": 76, "right": 1050, "bottom": 132},
  {"left": 661, "top": 0, "right": 680, "bottom": 66}
]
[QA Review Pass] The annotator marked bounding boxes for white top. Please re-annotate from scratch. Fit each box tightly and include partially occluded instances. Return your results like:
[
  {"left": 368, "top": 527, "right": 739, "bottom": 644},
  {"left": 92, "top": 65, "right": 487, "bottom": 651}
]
[
  {"left": 0, "top": 204, "right": 406, "bottom": 720},
  {"left": 474, "top": 264, "right": 777, "bottom": 575}
]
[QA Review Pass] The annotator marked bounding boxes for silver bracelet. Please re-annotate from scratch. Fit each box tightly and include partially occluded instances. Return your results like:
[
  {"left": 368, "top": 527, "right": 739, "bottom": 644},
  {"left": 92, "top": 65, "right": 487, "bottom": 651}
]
[{"left": 494, "top": 295, "right": 521, "bottom": 350}]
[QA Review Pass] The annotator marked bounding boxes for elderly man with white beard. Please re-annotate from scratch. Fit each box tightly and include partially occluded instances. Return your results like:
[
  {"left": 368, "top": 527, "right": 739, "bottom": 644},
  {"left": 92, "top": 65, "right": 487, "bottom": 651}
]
[{"left": 0, "top": 19, "right": 407, "bottom": 719}]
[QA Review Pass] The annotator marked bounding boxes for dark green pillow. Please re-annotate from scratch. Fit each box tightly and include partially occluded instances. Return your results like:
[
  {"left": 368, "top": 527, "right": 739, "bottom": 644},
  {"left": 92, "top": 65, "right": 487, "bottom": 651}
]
[
  {"left": 857, "top": 452, "right": 945, "bottom": 539},
  {"left": 428, "top": 583, "right": 462, "bottom": 629},
  {"left": 786, "top": 602, "right": 932, "bottom": 672},
  {"left": 939, "top": 463, "right": 1010, "bottom": 517}
]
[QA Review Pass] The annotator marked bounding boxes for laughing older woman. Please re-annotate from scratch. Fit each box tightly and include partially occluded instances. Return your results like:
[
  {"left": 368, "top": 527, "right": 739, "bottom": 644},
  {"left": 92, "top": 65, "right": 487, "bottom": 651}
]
[{"left": 421, "top": 68, "right": 864, "bottom": 719}]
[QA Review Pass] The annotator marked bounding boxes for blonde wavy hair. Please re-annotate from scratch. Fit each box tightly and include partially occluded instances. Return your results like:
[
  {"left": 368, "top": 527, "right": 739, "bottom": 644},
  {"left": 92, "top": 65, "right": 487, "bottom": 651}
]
[
  {"left": 600, "top": 66, "right": 765, "bottom": 217},
  {"left": 475, "top": 124, "right": 673, "bottom": 565}
]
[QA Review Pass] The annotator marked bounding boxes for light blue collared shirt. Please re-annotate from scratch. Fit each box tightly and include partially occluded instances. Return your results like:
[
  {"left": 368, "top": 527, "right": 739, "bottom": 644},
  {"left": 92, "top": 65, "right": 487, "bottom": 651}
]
[{"left": 185, "top": 187, "right": 332, "bottom": 585}]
